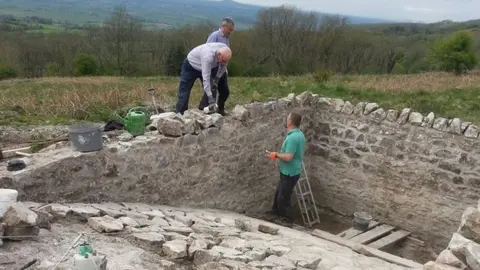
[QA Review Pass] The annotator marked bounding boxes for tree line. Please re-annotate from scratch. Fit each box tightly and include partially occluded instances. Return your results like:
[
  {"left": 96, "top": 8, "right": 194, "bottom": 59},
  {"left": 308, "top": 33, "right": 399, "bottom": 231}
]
[{"left": 0, "top": 5, "right": 478, "bottom": 80}]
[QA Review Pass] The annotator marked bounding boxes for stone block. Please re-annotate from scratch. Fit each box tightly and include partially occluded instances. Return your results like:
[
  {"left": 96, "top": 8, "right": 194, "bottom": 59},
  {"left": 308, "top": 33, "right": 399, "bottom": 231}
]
[
  {"left": 408, "top": 112, "right": 423, "bottom": 126},
  {"left": 397, "top": 108, "right": 411, "bottom": 124},
  {"left": 433, "top": 117, "right": 448, "bottom": 131},
  {"left": 39, "top": 204, "right": 71, "bottom": 218},
  {"left": 68, "top": 204, "right": 101, "bottom": 221},
  {"left": 457, "top": 207, "right": 480, "bottom": 242},
  {"left": 163, "top": 239, "right": 188, "bottom": 259},
  {"left": 118, "top": 216, "right": 141, "bottom": 228},
  {"left": 342, "top": 101, "right": 354, "bottom": 115},
  {"left": 188, "top": 239, "right": 208, "bottom": 258},
  {"left": 157, "top": 117, "right": 184, "bottom": 137},
  {"left": 267, "top": 245, "right": 291, "bottom": 256},
  {"left": 3, "top": 203, "right": 38, "bottom": 227},
  {"left": 234, "top": 219, "right": 252, "bottom": 232},
  {"left": 448, "top": 118, "right": 462, "bottom": 135},
  {"left": 133, "top": 232, "right": 165, "bottom": 251},
  {"left": 370, "top": 108, "right": 386, "bottom": 121},
  {"left": 435, "top": 250, "right": 467, "bottom": 269},
  {"left": 142, "top": 210, "right": 166, "bottom": 219},
  {"left": 88, "top": 215, "right": 124, "bottom": 233},
  {"left": 193, "top": 249, "right": 222, "bottom": 265},
  {"left": 160, "top": 260, "right": 176, "bottom": 270},
  {"left": 353, "top": 102, "right": 366, "bottom": 115},
  {"left": 258, "top": 224, "right": 279, "bottom": 235},
  {"left": 91, "top": 203, "right": 126, "bottom": 218},
  {"left": 331, "top": 99, "right": 345, "bottom": 112},
  {"left": 163, "top": 226, "right": 193, "bottom": 236},
  {"left": 422, "top": 112, "right": 435, "bottom": 127},
  {"left": 232, "top": 105, "right": 249, "bottom": 121},
  {"left": 264, "top": 255, "right": 295, "bottom": 270},
  {"left": 448, "top": 233, "right": 472, "bottom": 260},
  {"left": 386, "top": 109, "right": 399, "bottom": 122},
  {"left": 464, "top": 125, "right": 480, "bottom": 138},
  {"left": 363, "top": 103, "right": 378, "bottom": 115},
  {"left": 295, "top": 91, "right": 313, "bottom": 106},
  {"left": 464, "top": 242, "right": 480, "bottom": 270}
]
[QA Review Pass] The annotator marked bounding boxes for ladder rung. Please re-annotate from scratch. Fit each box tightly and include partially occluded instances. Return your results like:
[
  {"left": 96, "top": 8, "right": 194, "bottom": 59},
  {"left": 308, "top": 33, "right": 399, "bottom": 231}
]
[{"left": 296, "top": 191, "right": 311, "bottom": 197}]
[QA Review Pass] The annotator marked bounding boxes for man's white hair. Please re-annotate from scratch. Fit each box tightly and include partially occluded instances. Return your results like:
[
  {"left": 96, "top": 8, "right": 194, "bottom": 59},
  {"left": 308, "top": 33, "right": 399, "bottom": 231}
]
[{"left": 221, "top": 17, "right": 234, "bottom": 26}]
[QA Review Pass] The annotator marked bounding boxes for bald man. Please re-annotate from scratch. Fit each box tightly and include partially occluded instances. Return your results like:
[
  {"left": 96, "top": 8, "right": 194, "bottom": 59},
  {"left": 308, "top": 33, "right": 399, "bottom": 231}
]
[{"left": 175, "top": 42, "right": 232, "bottom": 115}]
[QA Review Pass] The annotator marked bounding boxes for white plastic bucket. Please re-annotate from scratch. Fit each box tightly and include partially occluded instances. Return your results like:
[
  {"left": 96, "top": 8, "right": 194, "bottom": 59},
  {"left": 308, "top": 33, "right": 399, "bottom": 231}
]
[{"left": 0, "top": 189, "right": 18, "bottom": 217}]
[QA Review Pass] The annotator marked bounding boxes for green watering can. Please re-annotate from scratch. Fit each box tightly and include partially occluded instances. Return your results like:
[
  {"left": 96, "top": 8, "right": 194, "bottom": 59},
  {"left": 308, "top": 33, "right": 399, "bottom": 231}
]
[{"left": 115, "top": 107, "right": 148, "bottom": 136}]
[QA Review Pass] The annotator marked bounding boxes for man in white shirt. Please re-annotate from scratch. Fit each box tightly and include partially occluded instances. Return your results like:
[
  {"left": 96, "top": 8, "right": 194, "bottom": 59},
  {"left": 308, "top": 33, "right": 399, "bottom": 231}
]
[{"left": 175, "top": 43, "right": 232, "bottom": 115}]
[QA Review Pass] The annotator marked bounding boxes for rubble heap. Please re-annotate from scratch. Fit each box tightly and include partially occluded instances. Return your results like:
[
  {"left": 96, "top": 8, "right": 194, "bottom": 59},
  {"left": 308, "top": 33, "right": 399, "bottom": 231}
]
[
  {"left": 424, "top": 200, "right": 480, "bottom": 269},
  {"left": 0, "top": 202, "right": 416, "bottom": 270}
]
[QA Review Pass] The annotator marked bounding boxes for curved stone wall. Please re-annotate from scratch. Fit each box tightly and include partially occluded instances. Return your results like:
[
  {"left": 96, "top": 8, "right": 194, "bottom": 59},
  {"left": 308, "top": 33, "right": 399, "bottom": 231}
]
[{"left": 1, "top": 91, "right": 479, "bottom": 251}]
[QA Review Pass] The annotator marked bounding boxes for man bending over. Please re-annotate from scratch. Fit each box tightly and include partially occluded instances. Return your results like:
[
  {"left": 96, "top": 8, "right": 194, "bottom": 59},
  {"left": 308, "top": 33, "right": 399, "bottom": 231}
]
[{"left": 175, "top": 43, "right": 231, "bottom": 115}]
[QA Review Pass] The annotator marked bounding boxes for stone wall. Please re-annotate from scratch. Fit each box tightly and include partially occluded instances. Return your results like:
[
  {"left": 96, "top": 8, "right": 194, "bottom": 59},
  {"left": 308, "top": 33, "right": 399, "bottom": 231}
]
[
  {"left": 304, "top": 95, "right": 480, "bottom": 250},
  {"left": 2, "top": 91, "right": 480, "bottom": 251},
  {"left": 1, "top": 100, "right": 305, "bottom": 215}
]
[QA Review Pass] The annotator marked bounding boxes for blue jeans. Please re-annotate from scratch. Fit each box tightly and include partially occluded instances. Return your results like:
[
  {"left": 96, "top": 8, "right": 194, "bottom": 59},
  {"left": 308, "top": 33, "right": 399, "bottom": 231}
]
[
  {"left": 175, "top": 58, "right": 218, "bottom": 114},
  {"left": 198, "top": 72, "right": 229, "bottom": 113}
]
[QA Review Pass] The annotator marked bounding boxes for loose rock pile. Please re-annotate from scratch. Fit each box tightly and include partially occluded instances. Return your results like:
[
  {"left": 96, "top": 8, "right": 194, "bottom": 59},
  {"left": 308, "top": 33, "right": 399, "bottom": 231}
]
[
  {"left": 0, "top": 202, "right": 412, "bottom": 270},
  {"left": 424, "top": 200, "right": 480, "bottom": 269},
  {"left": 149, "top": 110, "right": 224, "bottom": 137}
]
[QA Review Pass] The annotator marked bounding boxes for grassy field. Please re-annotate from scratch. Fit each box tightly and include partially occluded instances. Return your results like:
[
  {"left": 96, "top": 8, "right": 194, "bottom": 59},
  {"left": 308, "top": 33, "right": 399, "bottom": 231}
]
[{"left": 1, "top": 72, "right": 480, "bottom": 126}]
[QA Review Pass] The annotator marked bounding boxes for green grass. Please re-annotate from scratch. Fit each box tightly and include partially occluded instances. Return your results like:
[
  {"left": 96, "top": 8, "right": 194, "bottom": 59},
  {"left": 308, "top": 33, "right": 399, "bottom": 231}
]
[{"left": 1, "top": 74, "right": 480, "bottom": 126}]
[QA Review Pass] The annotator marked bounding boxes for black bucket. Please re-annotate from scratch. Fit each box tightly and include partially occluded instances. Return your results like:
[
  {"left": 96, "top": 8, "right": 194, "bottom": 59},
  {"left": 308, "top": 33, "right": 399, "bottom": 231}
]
[{"left": 353, "top": 211, "right": 372, "bottom": 231}]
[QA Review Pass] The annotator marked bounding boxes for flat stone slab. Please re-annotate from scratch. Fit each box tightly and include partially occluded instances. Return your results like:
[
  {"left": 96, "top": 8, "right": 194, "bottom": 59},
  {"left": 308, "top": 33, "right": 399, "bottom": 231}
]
[
  {"left": 0, "top": 203, "right": 418, "bottom": 270},
  {"left": 88, "top": 215, "right": 124, "bottom": 233}
]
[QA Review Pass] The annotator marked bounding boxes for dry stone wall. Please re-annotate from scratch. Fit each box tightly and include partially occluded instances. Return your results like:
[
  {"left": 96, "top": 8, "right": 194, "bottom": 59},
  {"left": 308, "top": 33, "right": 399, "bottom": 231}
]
[
  {"left": 2, "top": 91, "right": 480, "bottom": 252},
  {"left": 300, "top": 93, "right": 480, "bottom": 250}
]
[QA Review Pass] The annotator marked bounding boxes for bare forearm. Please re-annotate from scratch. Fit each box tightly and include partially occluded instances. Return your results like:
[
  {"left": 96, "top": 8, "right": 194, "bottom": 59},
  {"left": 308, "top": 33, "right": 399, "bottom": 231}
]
[{"left": 276, "top": 153, "right": 293, "bottom": 162}]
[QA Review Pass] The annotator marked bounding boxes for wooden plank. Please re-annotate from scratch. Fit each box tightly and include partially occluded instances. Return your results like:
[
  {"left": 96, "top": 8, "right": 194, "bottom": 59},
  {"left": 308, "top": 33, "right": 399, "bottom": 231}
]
[
  {"left": 350, "top": 224, "right": 395, "bottom": 244},
  {"left": 337, "top": 220, "right": 380, "bottom": 239},
  {"left": 368, "top": 230, "right": 411, "bottom": 249},
  {"left": 15, "top": 151, "right": 33, "bottom": 157},
  {"left": 311, "top": 230, "right": 423, "bottom": 269},
  {"left": 2, "top": 146, "right": 31, "bottom": 154},
  {"left": 312, "top": 229, "right": 357, "bottom": 248},
  {"left": 351, "top": 243, "right": 423, "bottom": 269}
]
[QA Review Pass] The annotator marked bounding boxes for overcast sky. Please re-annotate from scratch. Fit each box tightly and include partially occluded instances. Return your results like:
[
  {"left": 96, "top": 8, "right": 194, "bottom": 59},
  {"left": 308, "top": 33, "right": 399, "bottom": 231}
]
[{"left": 234, "top": 0, "right": 478, "bottom": 23}]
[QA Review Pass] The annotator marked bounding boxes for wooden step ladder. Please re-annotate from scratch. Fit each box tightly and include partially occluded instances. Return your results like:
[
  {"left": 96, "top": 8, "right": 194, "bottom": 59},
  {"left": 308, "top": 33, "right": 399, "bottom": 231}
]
[{"left": 294, "top": 162, "right": 320, "bottom": 228}]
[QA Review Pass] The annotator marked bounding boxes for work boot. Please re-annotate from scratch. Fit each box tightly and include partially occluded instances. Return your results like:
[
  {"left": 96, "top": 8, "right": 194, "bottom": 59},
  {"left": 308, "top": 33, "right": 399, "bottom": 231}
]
[
  {"left": 218, "top": 110, "right": 228, "bottom": 116},
  {"left": 274, "top": 216, "right": 294, "bottom": 228}
]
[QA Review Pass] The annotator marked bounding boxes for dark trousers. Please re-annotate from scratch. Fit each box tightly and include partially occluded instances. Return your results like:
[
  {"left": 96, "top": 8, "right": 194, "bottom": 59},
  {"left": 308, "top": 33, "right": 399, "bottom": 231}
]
[
  {"left": 198, "top": 72, "right": 229, "bottom": 113},
  {"left": 175, "top": 58, "right": 219, "bottom": 114},
  {"left": 272, "top": 172, "right": 300, "bottom": 219}
]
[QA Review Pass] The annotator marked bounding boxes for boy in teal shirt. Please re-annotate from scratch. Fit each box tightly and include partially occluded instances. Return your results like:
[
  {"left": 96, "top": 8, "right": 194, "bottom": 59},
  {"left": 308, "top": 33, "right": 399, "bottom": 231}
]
[{"left": 267, "top": 112, "right": 306, "bottom": 224}]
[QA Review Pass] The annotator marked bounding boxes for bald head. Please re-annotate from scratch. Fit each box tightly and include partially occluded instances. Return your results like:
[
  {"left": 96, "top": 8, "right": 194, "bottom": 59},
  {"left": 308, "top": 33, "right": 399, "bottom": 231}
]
[{"left": 217, "top": 47, "right": 232, "bottom": 64}]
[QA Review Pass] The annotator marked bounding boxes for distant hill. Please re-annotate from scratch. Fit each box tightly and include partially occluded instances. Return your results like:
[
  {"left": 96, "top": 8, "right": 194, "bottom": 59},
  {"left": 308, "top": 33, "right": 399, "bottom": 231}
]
[
  {"left": 357, "top": 18, "right": 480, "bottom": 36},
  {"left": 0, "top": 0, "right": 396, "bottom": 29}
]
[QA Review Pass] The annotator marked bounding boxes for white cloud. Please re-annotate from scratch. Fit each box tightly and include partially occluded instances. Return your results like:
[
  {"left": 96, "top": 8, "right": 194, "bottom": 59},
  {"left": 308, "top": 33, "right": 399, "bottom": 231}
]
[{"left": 234, "top": 0, "right": 480, "bottom": 23}]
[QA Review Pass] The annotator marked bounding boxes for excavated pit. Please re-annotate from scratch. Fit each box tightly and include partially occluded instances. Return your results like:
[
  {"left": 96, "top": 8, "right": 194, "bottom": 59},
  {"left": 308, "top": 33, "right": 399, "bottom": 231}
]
[{"left": 1, "top": 91, "right": 479, "bottom": 267}]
